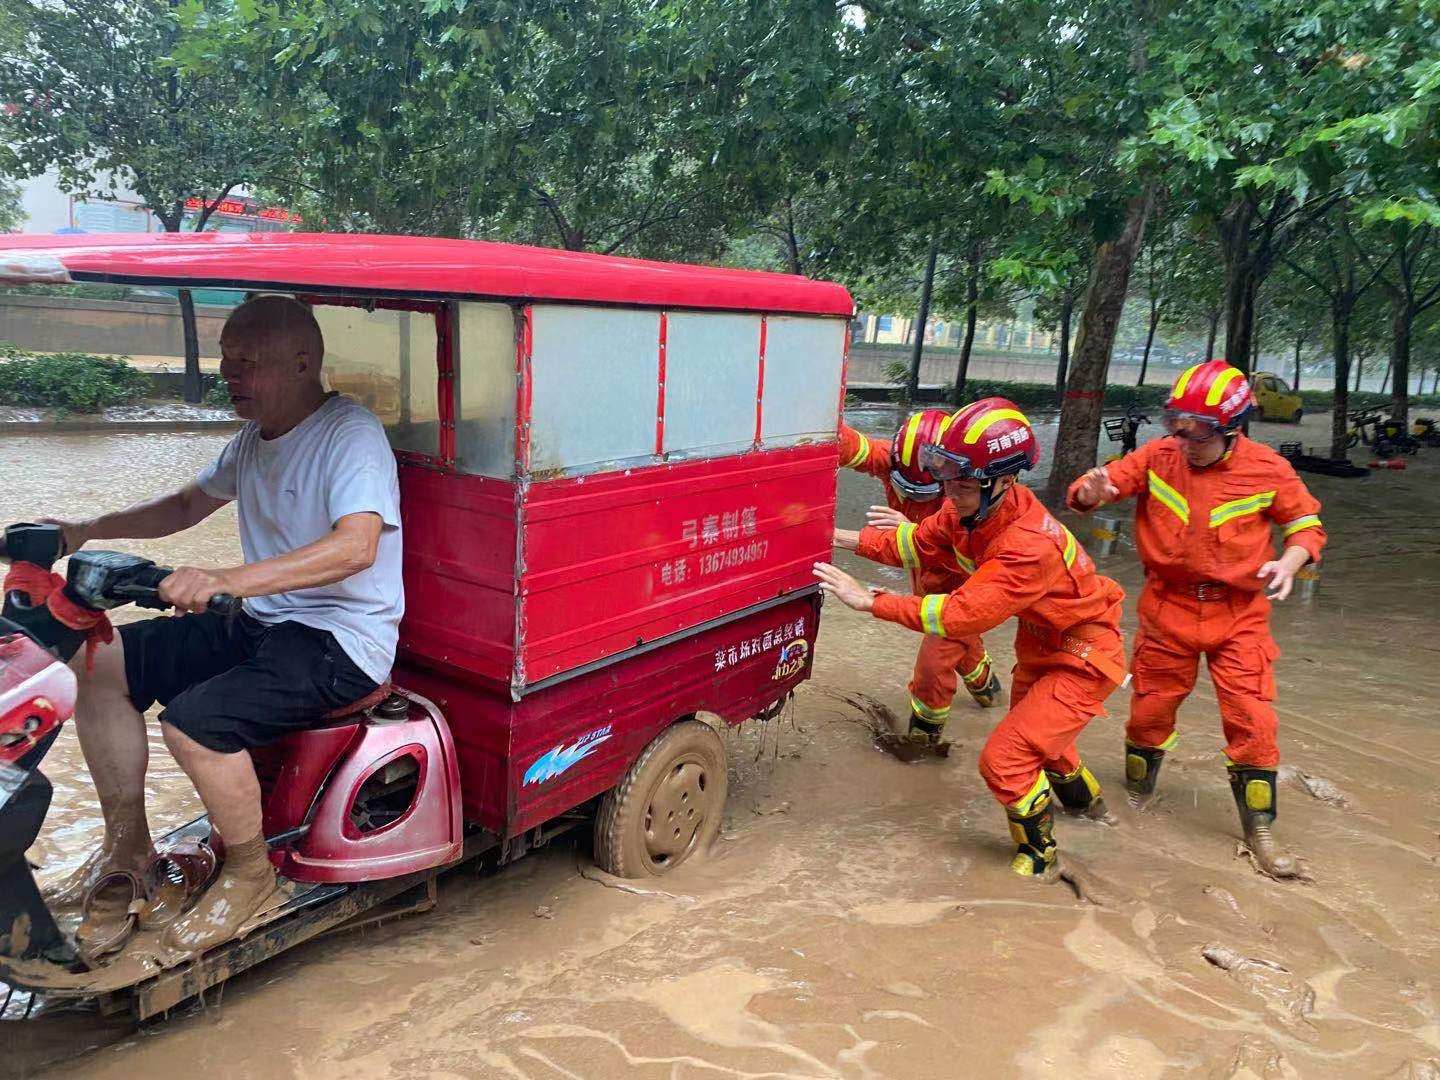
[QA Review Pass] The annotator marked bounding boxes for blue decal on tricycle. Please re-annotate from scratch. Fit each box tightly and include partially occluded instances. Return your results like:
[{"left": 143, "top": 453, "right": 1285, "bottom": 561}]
[{"left": 524, "top": 725, "right": 614, "bottom": 786}]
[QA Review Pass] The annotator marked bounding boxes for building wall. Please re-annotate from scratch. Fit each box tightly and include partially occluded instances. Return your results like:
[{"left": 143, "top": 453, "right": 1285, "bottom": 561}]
[
  {"left": 0, "top": 294, "right": 229, "bottom": 359},
  {"left": 7, "top": 169, "right": 292, "bottom": 235}
]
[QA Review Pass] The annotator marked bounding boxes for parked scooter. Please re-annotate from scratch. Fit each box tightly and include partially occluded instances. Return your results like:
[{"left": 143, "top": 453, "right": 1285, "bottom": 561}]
[
  {"left": 1102, "top": 403, "right": 1150, "bottom": 462},
  {"left": 1346, "top": 409, "right": 1420, "bottom": 459}
]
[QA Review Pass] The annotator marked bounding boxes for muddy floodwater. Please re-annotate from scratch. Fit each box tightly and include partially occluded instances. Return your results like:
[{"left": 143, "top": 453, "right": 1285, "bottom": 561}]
[{"left": 3, "top": 412, "right": 1440, "bottom": 1079}]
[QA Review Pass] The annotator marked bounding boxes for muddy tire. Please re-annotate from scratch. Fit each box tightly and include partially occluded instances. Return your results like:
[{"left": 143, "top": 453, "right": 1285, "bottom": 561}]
[{"left": 593, "top": 720, "right": 727, "bottom": 878}]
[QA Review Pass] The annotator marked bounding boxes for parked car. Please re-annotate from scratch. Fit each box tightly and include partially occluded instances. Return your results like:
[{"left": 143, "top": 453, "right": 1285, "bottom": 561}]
[{"left": 1249, "top": 371, "right": 1304, "bottom": 422}]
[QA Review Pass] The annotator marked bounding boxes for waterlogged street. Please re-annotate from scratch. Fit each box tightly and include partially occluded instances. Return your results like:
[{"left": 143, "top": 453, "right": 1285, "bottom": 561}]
[{"left": 3, "top": 413, "right": 1440, "bottom": 1078}]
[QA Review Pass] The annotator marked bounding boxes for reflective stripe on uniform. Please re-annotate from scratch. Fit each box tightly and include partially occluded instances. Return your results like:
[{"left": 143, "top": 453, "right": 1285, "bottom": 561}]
[
  {"left": 1146, "top": 469, "right": 1190, "bottom": 525},
  {"left": 909, "top": 694, "right": 951, "bottom": 723},
  {"left": 952, "top": 547, "right": 976, "bottom": 575},
  {"left": 962, "top": 407, "right": 1030, "bottom": 444},
  {"left": 1281, "top": 514, "right": 1321, "bottom": 537},
  {"left": 895, "top": 523, "right": 920, "bottom": 567},
  {"left": 843, "top": 433, "right": 871, "bottom": 469},
  {"left": 1210, "top": 490, "right": 1276, "bottom": 528},
  {"left": 1009, "top": 772, "right": 1052, "bottom": 816},
  {"left": 1060, "top": 525, "right": 1078, "bottom": 568},
  {"left": 962, "top": 653, "right": 993, "bottom": 687},
  {"left": 919, "top": 594, "right": 947, "bottom": 637}
]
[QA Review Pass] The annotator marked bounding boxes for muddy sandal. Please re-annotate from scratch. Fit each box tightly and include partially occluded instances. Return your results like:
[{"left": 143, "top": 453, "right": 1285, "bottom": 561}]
[
  {"left": 137, "top": 842, "right": 218, "bottom": 930},
  {"left": 39, "top": 846, "right": 111, "bottom": 910},
  {"left": 76, "top": 869, "right": 146, "bottom": 961}
]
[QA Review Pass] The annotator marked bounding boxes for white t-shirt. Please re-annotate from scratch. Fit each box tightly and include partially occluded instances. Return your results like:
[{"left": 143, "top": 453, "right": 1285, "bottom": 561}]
[{"left": 197, "top": 394, "right": 403, "bottom": 684}]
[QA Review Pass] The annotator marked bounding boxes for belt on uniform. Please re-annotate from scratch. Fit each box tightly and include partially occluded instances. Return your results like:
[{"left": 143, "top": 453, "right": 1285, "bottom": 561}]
[
  {"left": 1019, "top": 620, "right": 1130, "bottom": 687},
  {"left": 1162, "top": 580, "right": 1231, "bottom": 601}
]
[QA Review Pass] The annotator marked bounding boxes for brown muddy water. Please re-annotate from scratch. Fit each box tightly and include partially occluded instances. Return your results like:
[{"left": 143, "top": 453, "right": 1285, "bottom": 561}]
[{"left": 3, "top": 414, "right": 1440, "bottom": 1078}]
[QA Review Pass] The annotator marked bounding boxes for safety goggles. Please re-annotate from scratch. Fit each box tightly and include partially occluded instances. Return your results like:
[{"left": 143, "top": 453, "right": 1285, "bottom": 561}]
[
  {"left": 1162, "top": 410, "right": 1227, "bottom": 442},
  {"left": 888, "top": 468, "right": 941, "bottom": 502},
  {"left": 918, "top": 443, "right": 1024, "bottom": 482}
]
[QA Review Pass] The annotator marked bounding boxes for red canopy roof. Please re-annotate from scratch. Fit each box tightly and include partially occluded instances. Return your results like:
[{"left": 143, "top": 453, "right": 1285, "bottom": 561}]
[{"left": 0, "top": 232, "right": 853, "bottom": 316}]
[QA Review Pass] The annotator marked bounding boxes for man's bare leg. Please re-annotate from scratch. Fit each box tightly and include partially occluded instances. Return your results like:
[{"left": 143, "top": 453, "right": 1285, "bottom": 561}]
[
  {"left": 159, "top": 724, "right": 276, "bottom": 953},
  {"left": 159, "top": 725, "right": 262, "bottom": 843},
  {"left": 46, "top": 636, "right": 155, "bottom": 903}
]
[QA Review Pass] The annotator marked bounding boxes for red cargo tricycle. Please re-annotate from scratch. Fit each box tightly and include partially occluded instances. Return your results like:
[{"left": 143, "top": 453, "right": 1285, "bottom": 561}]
[{"left": 0, "top": 233, "right": 852, "bottom": 1019}]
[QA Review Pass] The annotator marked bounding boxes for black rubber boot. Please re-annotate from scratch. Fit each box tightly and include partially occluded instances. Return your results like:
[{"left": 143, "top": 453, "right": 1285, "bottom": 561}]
[
  {"left": 1124, "top": 738, "right": 1172, "bottom": 810},
  {"left": 1228, "top": 766, "right": 1299, "bottom": 879},
  {"left": 1046, "top": 762, "right": 1109, "bottom": 820},
  {"left": 907, "top": 712, "right": 946, "bottom": 746},
  {"left": 965, "top": 669, "right": 1003, "bottom": 708},
  {"left": 1006, "top": 793, "right": 1059, "bottom": 880}
]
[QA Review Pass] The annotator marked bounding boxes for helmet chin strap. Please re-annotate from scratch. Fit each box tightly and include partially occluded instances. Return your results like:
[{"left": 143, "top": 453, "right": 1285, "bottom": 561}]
[
  {"left": 959, "top": 477, "right": 1010, "bottom": 527},
  {"left": 1191, "top": 430, "right": 1239, "bottom": 469}
]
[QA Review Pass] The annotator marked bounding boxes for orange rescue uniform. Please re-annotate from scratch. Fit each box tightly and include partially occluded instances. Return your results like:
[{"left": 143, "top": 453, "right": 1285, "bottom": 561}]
[
  {"left": 839, "top": 424, "right": 994, "bottom": 727},
  {"left": 1068, "top": 434, "right": 1326, "bottom": 768},
  {"left": 857, "top": 484, "right": 1126, "bottom": 806}
]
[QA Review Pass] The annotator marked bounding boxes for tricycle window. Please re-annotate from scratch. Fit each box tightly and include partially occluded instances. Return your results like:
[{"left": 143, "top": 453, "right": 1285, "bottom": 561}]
[
  {"left": 455, "top": 301, "right": 519, "bottom": 478},
  {"left": 313, "top": 303, "right": 440, "bottom": 458}
]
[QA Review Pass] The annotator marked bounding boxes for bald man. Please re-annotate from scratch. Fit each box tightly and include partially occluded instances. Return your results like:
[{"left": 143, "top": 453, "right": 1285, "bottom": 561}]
[{"left": 44, "top": 295, "right": 403, "bottom": 954}]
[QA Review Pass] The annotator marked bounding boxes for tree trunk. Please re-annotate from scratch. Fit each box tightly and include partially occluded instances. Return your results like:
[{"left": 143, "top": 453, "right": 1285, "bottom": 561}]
[
  {"left": 783, "top": 203, "right": 803, "bottom": 276},
  {"left": 1390, "top": 299, "right": 1412, "bottom": 423},
  {"left": 1138, "top": 301, "right": 1159, "bottom": 385},
  {"left": 1251, "top": 318, "right": 1261, "bottom": 370},
  {"left": 1219, "top": 198, "right": 1259, "bottom": 372},
  {"left": 1329, "top": 302, "right": 1352, "bottom": 459},
  {"left": 177, "top": 288, "right": 203, "bottom": 404},
  {"left": 1293, "top": 334, "right": 1303, "bottom": 391},
  {"left": 1354, "top": 353, "right": 1364, "bottom": 392},
  {"left": 1205, "top": 307, "right": 1221, "bottom": 360},
  {"left": 1054, "top": 297, "right": 1074, "bottom": 403},
  {"left": 1380, "top": 360, "right": 1392, "bottom": 394},
  {"left": 1045, "top": 188, "right": 1154, "bottom": 502},
  {"left": 906, "top": 237, "right": 939, "bottom": 402},
  {"left": 951, "top": 243, "right": 981, "bottom": 405}
]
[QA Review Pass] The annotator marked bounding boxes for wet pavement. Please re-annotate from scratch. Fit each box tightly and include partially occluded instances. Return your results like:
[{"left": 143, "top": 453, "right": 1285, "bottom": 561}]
[{"left": 3, "top": 413, "right": 1440, "bottom": 1078}]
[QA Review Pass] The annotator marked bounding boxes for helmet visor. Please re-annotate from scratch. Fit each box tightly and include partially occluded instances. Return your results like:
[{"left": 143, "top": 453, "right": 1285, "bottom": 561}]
[
  {"left": 919, "top": 443, "right": 1030, "bottom": 481},
  {"left": 918, "top": 443, "right": 981, "bottom": 481},
  {"left": 888, "top": 468, "right": 942, "bottom": 502},
  {"left": 1162, "top": 410, "right": 1226, "bottom": 442}
]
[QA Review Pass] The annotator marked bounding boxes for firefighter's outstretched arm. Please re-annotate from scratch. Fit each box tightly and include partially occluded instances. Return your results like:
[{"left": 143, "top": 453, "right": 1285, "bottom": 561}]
[
  {"left": 838, "top": 423, "right": 894, "bottom": 480},
  {"left": 1257, "top": 463, "right": 1326, "bottom": 601},
  {"left": 1067, "top": 439, "right": 1154, "bottom": 512},
  {"left": 817, "top": 545, "right": 1063, "bottom": 640}
]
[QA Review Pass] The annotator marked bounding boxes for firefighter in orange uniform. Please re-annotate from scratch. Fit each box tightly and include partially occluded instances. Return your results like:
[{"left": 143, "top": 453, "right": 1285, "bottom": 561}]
[
  {"left": 818, "top": 399, "right": 1126, "bottom": 879},
  {"left": 838, "top": 410, "right": 1002, "bottom": 748},
  {"left": 1067, "top": 360, "right": 1326, "bottom": 879}
]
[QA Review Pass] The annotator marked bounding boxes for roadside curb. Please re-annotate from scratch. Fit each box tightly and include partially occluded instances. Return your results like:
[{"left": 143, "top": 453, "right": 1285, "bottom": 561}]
[{"left": 1, "top": 419, "right": 244, "bottom": 435}]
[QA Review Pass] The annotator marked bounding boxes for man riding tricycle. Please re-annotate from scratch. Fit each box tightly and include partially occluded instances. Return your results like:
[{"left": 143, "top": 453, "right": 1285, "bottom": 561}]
[{"left": 0, "top": 232, "right": 852, "bottom": 1019}]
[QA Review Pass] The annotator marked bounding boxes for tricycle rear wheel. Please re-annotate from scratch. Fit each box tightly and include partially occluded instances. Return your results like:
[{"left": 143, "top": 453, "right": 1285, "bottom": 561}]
[{"left": 593, "top": 720, "right": 726, "bottom": 878}]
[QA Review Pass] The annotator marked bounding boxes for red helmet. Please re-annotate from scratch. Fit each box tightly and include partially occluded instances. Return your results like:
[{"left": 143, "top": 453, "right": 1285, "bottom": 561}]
[
  {"left": 888, "top": 408, "right": 951, "bottom": 501},
  {"left": 1164, "top": 359, "right": 1254, "bottom": 436},
  {"left": 920, "top": 397, "right": 1040, "bottom": 482}
]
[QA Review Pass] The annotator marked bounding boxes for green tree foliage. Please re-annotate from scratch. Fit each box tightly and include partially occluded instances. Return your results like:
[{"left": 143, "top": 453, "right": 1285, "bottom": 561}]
[
  {"left": 0, "top": 0, "right": 295, "bottom": 400},
  {"left": 1130, "top": 0, "right": 1440, "bottom": 373},
  {"left": 0, "top": 176, "right": 22, "bottom": 233}
]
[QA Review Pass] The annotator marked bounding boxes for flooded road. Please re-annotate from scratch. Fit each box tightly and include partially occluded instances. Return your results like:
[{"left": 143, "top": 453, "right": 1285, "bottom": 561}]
[{"left": 4, "top": 413, "right": 1440, "bottom": 1079}]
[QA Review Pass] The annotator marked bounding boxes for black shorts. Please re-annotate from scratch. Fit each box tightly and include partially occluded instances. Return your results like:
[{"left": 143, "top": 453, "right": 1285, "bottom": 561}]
[{"left": 120, "top": 610, "right": 379, "bottom": 754}]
